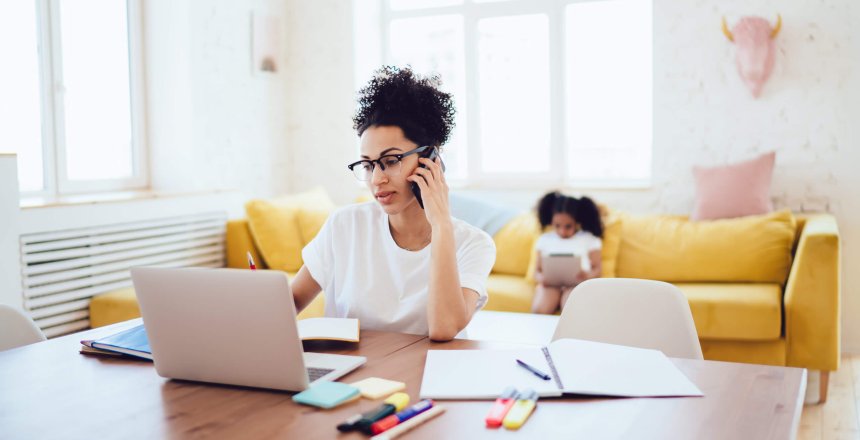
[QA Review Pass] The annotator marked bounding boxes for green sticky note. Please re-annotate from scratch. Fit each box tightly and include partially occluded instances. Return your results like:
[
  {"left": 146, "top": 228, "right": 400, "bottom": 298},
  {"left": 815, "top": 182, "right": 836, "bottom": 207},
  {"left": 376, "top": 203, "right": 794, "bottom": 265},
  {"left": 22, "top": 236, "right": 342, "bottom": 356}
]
[{"left": 292, "top": 381, "right": 360, "bottom": 409}]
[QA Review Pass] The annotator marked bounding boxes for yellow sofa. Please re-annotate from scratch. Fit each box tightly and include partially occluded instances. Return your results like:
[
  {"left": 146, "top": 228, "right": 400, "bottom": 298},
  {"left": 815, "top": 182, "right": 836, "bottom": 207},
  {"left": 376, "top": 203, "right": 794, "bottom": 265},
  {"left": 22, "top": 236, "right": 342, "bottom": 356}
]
[
  {"left": 90, "top": 191, "right": 840, "bottom": 384},
  {"left": 220, "top": 203, "right": 840, "bottom": 371}
]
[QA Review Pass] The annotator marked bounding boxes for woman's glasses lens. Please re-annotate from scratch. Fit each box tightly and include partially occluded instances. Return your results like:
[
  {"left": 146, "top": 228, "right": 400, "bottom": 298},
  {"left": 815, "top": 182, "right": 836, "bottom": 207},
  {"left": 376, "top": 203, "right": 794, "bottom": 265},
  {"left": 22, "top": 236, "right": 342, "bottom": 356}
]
[{"left": 352, "top": 157, "right": 402, "bottom": 181}]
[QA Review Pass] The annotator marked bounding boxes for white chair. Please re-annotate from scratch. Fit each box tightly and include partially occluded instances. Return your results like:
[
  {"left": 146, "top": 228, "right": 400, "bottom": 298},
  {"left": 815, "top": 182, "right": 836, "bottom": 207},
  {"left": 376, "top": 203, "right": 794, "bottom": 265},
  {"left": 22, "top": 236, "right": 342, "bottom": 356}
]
[
  {"left": 0, "top": 304, "right": 46, "bottom": 351},
  {"left": 552, "top": 278, "right": 703, "bottom": 360}
]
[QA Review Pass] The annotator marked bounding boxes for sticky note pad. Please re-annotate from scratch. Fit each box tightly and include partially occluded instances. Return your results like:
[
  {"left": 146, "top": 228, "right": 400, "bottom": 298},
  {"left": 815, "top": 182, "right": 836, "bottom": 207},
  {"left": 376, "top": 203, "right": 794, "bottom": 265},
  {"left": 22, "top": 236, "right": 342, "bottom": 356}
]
[
  {"left": 292, "top": 381, "right": 360, "bottom": 409},
  {"left": 350, "top": 377, "right": 406, "bottom": 399}
]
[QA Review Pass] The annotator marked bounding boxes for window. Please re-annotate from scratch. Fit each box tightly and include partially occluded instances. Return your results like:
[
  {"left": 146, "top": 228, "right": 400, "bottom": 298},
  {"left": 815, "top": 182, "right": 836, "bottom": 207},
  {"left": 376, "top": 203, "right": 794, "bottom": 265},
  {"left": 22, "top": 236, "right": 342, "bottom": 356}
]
[
  {"left": 0, "top": 0, "right": 146, "bottom": 197},
  {"left": 374, "top": 0, "right": 652, "bottom": 187}
]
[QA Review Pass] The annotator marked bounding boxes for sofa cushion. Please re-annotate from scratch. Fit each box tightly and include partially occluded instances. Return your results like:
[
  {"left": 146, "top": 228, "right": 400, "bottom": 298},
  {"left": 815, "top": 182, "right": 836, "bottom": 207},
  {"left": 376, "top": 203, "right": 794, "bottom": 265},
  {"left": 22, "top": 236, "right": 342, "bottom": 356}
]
[
  {"left": 492, "top": 212, "right": 541, "bottom": 276},
  {"left": 298, "top": 208, "right": 332, "bottom": 245},
  {"left": 692, "top": 151, "right": 775, "bottom": 220},
  {"left": 485, "top": 274, "right": 535, "bottom": 313},
  {"left": 245, "top": 187, "right": 335, "bottom": 272},
  {"left": 675, "top": 283, "right": 782, "bottom": 341},
  {"left": 616, "top": 210, "right": 796, "bottom": 283}
]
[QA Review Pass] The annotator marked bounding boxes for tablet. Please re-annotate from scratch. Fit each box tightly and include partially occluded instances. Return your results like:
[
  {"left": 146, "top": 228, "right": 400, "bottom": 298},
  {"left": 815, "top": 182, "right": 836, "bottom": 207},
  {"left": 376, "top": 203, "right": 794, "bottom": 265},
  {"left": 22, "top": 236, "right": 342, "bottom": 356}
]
[{"left": 541, "top": 253, "right": 582, "bottom": 286}]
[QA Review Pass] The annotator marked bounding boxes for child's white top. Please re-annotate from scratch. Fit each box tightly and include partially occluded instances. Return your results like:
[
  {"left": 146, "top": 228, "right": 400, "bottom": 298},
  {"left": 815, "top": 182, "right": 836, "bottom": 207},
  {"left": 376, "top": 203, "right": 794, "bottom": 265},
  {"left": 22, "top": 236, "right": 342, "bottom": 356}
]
[
  {"left": 535, "top": 230, "right": 602, "bottom": 271},
  {"left": 301, "top": 202, "right": 496, "bottom": 335}
]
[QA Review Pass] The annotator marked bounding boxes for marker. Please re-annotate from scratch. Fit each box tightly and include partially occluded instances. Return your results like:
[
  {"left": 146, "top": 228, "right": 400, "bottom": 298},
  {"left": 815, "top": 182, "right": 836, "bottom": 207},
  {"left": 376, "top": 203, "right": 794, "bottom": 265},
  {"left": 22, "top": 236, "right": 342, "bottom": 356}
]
[
  {"left": 336, "top": 392, "right": 409, "bottom": 433},
  {"left": 485, "top": 387, "right": 518, "bottom": 428},
  {"left": 371, "top": 399, "right": 434, "bottom": 434},
  {"left": 369, "top": 405, "right": 446, "bottom": 440},
  {"left": 516, "top": 359, "right": 551, "bottom": 380},
  {"left": 247, "top": 251, "right": 256, "bottom": 270},
  {"left": 502, "top": 389, "right": 538, "bottom": 430}
]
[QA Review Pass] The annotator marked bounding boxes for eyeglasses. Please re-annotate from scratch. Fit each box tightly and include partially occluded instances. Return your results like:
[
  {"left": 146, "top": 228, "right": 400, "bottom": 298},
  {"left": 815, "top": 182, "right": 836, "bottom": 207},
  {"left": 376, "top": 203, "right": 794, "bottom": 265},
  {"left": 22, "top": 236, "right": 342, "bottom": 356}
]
[{"left": 347, "top": 146, "right": 430, "bottom": 181}]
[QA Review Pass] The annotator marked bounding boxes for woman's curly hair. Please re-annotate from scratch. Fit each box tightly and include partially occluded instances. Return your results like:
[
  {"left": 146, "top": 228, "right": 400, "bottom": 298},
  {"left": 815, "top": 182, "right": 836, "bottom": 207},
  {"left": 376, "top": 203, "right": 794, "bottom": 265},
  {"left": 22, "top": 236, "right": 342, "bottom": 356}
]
[{"left": 353, "top": 66, "right": 456, "bottom": 148}]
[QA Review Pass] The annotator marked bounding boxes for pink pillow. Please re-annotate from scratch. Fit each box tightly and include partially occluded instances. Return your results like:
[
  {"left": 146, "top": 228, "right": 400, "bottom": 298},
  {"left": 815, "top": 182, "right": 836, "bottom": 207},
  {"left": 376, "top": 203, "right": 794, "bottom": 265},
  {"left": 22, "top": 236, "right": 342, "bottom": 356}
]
[{"left": 691, "top": 151, "right": 775, "bottom": 220}]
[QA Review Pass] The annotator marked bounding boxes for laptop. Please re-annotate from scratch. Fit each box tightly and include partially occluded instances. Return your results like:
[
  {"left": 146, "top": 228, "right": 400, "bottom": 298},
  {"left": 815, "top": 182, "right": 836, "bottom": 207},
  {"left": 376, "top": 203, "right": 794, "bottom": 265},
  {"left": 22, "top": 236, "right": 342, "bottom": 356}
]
[
  {"left": 541, "top": 253, "right": 583, "bottom": 286},
  {"left": 130, "top": 266, "right": 366, "bottom": 392}
]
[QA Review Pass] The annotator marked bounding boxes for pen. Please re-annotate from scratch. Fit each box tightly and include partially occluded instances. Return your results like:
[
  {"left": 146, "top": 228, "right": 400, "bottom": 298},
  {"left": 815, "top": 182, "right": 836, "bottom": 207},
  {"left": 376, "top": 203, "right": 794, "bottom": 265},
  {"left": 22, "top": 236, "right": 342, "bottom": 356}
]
[
  {"left": 516, "top": 359, "right": 550, "bottom": 380},
  {"left": 247, "top": 251, "right": 256, "bottom": 270}
]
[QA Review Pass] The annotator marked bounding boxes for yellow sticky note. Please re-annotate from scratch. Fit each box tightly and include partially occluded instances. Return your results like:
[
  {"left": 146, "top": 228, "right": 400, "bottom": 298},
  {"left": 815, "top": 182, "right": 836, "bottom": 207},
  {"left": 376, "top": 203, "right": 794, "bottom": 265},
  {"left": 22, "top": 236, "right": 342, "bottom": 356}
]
[{"left": 350, "top": 377, "right": 406, "bottom": 399}]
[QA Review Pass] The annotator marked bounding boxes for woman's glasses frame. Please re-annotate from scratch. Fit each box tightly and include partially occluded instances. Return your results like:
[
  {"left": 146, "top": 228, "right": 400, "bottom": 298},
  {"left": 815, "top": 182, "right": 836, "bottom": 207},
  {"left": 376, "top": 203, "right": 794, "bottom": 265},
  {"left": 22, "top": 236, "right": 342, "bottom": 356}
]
[{"left": 347, "top": 145, "right": 430, "bottom": 181}]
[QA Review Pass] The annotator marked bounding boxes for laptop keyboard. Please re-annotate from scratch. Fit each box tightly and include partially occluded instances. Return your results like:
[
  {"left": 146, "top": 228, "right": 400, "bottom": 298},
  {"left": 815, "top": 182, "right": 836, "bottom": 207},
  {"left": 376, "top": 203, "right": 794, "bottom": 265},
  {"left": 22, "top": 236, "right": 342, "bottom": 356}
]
[{"left": 307, "top": 367, "right": 335, "bottom": 382}]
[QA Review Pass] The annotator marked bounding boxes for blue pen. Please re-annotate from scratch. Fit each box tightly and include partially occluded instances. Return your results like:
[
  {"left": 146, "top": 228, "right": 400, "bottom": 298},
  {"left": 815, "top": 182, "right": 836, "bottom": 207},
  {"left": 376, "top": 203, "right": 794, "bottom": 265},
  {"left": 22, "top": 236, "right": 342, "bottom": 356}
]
[
  {"left": 516, "top": 359, "right": 551, "bottom": 380},
  {"left": 370, "top": 399, "right": 435, "bottom": 434}
]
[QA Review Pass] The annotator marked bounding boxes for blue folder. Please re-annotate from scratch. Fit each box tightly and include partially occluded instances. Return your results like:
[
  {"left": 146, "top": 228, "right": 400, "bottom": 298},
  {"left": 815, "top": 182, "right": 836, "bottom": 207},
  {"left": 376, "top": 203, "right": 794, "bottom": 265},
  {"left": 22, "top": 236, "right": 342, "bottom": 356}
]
[{"left": 91, "top": 324, "right": 152, "bottom": 360}]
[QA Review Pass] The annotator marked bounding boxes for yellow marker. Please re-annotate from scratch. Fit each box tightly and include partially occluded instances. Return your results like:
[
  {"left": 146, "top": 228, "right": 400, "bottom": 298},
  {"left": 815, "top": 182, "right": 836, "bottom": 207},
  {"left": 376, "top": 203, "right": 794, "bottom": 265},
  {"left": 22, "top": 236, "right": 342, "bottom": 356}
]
[{"left": 502, "top": 389, "right": 538, "bottom": 430}]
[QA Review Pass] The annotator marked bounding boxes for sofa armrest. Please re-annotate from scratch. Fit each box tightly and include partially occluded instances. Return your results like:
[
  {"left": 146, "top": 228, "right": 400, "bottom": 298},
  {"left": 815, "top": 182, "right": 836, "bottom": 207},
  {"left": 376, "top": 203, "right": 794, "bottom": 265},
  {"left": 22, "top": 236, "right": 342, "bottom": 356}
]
[
  {"left": 784, "top": 214, "right": 840, "bottom": 371},
  {"left": 226, "top": 219, "right": 264, "bottom": 269}
]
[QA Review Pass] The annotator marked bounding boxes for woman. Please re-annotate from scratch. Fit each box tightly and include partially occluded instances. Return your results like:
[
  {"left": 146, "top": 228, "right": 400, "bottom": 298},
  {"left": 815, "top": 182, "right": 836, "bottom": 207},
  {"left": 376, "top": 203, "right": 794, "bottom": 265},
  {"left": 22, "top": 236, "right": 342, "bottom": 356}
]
[{"left": 290, "top": 66, "right": 496, "bottom": 341}]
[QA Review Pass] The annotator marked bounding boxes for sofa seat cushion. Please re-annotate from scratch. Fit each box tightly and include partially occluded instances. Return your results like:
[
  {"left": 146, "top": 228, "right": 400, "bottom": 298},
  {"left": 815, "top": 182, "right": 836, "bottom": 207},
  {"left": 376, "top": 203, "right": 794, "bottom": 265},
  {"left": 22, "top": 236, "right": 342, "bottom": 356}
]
[
  {"left": 675, "top": 283, "right": 782, "bottom": 341},
  {"left": 485, "top": 274, "right": 535, "bottom": 313}
]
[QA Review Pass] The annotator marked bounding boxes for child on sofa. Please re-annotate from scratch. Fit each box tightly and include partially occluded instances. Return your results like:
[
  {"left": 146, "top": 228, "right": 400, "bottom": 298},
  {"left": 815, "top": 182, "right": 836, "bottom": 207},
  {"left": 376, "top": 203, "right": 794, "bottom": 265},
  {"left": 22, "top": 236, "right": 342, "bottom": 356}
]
[{"left": 531, "top": 191, "right": 604, "bottom": 314}]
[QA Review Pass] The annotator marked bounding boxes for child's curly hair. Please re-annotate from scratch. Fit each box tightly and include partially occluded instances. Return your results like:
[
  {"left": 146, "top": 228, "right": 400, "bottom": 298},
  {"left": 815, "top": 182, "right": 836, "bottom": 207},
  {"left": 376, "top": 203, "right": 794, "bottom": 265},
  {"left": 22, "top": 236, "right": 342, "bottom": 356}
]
[
  {"left": 537, "top": 191, "right": 604, "bottom": 238},
  {"left": 353, "top": 65, "right": 456, "bottom": 148}
]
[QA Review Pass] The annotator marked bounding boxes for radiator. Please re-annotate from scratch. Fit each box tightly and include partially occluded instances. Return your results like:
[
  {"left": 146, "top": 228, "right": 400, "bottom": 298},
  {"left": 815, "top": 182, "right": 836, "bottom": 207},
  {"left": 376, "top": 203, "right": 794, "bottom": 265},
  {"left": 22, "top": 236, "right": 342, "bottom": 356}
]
[{"left": 19, "top": 211, "right": 227, "bottom": 338}]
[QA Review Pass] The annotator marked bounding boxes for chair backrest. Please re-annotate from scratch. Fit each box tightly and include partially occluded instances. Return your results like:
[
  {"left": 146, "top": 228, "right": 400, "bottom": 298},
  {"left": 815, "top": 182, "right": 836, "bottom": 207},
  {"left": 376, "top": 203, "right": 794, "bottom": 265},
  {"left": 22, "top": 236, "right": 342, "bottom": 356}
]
[
  {"left": 552, "top": 278, "right": 703, "bottom": 359},
  {"left": 0, "top": 304, "right": 47, "bottom": 351}
]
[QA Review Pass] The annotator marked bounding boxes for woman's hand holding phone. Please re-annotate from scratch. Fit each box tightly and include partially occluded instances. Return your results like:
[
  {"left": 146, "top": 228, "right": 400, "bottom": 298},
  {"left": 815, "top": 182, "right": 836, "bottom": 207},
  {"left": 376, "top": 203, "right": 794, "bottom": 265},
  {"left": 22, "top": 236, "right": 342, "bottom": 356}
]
[{"left": 407, "top": 157, "right": 450, "bottom": 228}]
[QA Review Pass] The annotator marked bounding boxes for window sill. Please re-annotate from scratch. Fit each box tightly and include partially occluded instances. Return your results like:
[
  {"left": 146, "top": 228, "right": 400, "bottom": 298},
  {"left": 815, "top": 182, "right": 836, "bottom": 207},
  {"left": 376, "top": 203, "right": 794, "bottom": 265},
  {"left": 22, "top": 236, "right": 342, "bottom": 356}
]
[
  {"left": 20, "top": 189, "right": 239, "bottom": 210},
  {"left": 446, "top": 179, "right": 653, "bottom": 191}
]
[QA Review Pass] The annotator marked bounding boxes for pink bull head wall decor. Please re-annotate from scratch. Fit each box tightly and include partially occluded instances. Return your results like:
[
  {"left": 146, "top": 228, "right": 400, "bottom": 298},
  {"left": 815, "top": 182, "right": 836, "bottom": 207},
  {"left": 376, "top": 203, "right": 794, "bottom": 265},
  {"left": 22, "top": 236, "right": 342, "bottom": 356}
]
[{"left": 722, "top": 15, "right": 782, "bottom": 98}]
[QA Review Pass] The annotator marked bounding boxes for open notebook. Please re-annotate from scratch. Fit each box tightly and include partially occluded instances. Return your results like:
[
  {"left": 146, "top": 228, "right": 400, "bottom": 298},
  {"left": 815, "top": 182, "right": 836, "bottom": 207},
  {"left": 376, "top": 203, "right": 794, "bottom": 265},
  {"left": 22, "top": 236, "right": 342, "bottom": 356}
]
[
  {"left": 297, "top": 318, "right": 360, "bottom": 342},
  {"left": 419, "top": 338, "right": 703, "bottom": 400}
]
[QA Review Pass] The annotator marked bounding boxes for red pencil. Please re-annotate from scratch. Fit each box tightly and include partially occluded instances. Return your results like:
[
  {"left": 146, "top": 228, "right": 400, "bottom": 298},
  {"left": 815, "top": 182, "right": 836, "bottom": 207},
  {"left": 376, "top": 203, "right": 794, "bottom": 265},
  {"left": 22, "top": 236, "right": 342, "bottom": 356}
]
[{"left": 247, "top": 251, "right": 257, "bottom": 270}]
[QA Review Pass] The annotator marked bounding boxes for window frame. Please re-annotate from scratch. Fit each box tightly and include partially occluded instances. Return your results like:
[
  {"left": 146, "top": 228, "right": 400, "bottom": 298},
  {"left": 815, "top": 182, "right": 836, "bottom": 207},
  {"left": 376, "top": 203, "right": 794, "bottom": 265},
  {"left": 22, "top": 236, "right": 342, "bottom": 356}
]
[
  {"left": 378, "top": 0, "right": 652, "bottom": 189},
  {"left": 25, "top": 0, "right": 148, "bottom": 198}
]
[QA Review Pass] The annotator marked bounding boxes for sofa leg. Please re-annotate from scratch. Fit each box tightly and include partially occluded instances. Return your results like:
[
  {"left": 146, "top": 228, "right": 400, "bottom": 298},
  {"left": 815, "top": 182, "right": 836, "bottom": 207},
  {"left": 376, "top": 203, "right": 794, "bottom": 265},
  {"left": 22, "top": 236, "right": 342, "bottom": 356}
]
[{"left": 819, "top": 370, "right": 830, "bottom": 404}]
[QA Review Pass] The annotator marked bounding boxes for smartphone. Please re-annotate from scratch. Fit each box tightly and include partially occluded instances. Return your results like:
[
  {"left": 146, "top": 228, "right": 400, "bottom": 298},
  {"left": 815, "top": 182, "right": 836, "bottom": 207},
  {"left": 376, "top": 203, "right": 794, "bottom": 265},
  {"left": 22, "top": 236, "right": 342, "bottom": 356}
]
[{"left": 411, "top": 147, "right": 445, "bottom": 209}]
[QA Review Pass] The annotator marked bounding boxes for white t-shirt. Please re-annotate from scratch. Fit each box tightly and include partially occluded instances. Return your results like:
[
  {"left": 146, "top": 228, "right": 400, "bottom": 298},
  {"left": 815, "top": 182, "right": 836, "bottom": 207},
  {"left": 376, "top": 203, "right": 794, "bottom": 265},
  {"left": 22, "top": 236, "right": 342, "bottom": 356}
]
[
  {"left": 535, "top": 230, "right": 602, "bottom": 271},
  {"left": 301, "top": 202, "right": 496, "bottom": 335}
]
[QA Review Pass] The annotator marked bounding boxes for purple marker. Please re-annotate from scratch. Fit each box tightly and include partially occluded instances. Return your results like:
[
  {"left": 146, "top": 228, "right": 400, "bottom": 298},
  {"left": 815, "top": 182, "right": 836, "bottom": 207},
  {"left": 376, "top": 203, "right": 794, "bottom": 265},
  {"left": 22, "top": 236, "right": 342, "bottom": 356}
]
[{"left": 369, "top": 399, "right": 435, "bottom": 435}]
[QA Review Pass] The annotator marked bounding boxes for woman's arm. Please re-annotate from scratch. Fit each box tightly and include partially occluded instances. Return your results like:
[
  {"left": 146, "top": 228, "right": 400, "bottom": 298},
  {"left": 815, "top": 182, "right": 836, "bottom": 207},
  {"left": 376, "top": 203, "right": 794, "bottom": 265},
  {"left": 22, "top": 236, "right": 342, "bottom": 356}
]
[
  {"left": 427, "top": 221, "right": 479, "bottom": 341},
  {"left": 290, "top": 266, "right": 322, "bottom": 313},
  {"left": 534, "top": 251, "right": 544, "bottom": 285},
  {"left": 409, "top": 157, "right": 476, "bottom": 341}
]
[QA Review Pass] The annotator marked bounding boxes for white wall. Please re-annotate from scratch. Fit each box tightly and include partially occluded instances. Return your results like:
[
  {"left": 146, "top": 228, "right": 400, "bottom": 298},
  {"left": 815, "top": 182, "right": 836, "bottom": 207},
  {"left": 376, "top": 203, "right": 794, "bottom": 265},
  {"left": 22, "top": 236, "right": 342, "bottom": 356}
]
[
  {"left": 283, "top": 0, "right": 860, "bottom": 350},
  {"left": 144, "top": 0, "right": 292, "bottom": 204},
  {"left": 281, "top": 0, "right": 358, "bottom": 202},
  {"left": 0, "top": 154, "right": 22, "bottom": 308}
]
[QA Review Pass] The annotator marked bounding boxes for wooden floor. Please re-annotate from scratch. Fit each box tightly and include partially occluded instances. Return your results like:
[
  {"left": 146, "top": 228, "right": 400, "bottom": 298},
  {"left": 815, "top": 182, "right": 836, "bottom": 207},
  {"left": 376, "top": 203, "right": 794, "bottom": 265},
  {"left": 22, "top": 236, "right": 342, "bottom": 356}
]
[{"left": 800, "top": 354, "right": 860, "bottom": 440}]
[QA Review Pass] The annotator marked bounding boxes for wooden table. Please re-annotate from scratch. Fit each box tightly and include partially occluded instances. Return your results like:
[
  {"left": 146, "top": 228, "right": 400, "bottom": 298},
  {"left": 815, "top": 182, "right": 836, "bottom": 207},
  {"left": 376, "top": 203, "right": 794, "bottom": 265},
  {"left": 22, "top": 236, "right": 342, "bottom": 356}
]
[{"left": 0, "top": 319, "right": 806, "bottom": 439}]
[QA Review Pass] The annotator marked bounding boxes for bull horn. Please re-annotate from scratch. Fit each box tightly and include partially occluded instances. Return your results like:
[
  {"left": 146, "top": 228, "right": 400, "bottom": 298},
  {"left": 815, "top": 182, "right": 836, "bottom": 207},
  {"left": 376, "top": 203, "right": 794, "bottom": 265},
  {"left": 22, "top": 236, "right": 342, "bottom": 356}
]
[
  {"left": 771, "top": 14, "right": 782, "bottom": 39},
  {"left": 721, "top": 17, "right": 734, "bottom": 42}
]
